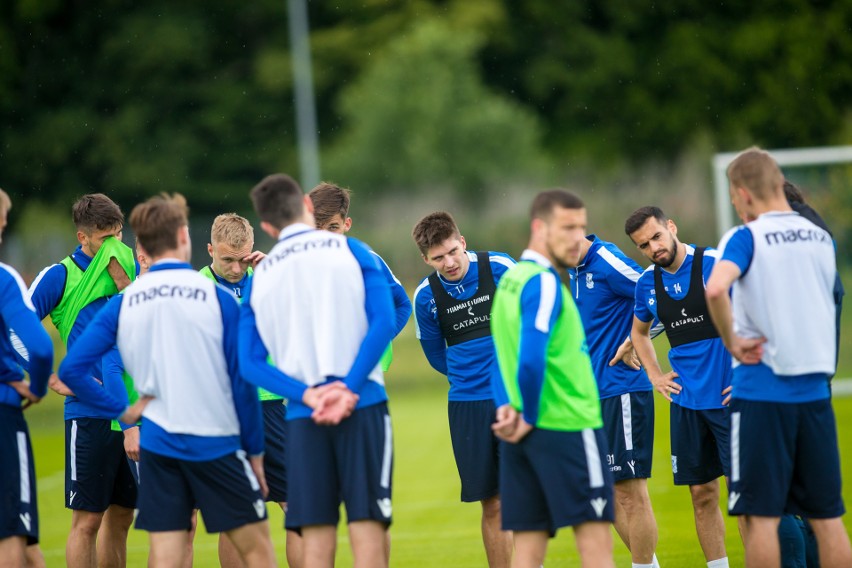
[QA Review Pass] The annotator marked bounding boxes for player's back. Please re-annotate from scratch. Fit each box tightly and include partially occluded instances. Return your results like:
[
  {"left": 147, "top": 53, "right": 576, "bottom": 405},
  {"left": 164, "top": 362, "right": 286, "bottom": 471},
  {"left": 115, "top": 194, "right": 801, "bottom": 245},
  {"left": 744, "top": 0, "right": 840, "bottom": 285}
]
[
  {"left": 730, "top": 212, "right": 836, "bottom": 376},
  {"left": 117, "top": 262, "right": 240, "bottom": 437},
  {"left": 250, "top": 224, "right": 381, "bottom": 388}
]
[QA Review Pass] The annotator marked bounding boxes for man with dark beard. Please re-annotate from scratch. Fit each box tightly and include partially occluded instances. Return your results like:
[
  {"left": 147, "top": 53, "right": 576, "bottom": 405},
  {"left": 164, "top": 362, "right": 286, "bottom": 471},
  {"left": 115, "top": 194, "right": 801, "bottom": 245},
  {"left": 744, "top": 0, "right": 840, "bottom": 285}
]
[{"left": 625, "top": 207, "right": 734, "bottom": 568}]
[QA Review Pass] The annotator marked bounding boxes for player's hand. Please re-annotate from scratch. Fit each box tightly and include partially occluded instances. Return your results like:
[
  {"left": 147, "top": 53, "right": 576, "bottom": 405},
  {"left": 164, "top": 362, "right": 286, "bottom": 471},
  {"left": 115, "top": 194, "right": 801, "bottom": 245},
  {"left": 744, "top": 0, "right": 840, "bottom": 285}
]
[
  {"left": 609, "top": 337, "right": 641, "bottom": 370},
  {"left": 49, "top": 373, "right": 75, "bottom": 397},
  {"left": 728, "top": 335, "right": 765, "bottom": 365},
  {"left": 301, "top": 382, "right": 349, "bottom": 409},
  {"left": 243, "top": 251, "right": 266, "bottom": 268},
  {"left": 650, "top": 370, "right": 681, "bottom": 402},
  {"left": 492, "top": 404, "right": 520, "bottom": 441},
  {"left": 120, "top": 396, "right": 153, "bottom": 425},
  {"left": 106, "top": 257, "right": 132, "bottom": 292},
  {"left": 123, "top": 426, "right": 141, "bottom": 462},
  {"left": 312, "top": 386, "right": 359, "bottom": 426},
  {"left": 249, "top": 454, "right": 269, "bottom": 499},
  {"left": 8, "top": 380, "right": 42, "bottom": 409},
  {"left": 721, "top": 385, "right": 733, "bottom": 406},
  {"left": 501, "top": 417, "right": 534, "bottom": 444}
]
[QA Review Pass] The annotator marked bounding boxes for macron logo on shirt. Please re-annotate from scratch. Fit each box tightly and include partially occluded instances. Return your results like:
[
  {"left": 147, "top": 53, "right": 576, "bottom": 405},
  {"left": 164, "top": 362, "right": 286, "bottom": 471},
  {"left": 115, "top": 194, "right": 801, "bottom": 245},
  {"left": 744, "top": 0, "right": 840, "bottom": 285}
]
[
  {"left": 764, "top": 228, "right": 831, "bottom": 246},
  {"left": 128, "top": 285, "right": 207, "bottom": 306},
  {"left": 262, "top": 237, "right": 341, "bottom": 270}
]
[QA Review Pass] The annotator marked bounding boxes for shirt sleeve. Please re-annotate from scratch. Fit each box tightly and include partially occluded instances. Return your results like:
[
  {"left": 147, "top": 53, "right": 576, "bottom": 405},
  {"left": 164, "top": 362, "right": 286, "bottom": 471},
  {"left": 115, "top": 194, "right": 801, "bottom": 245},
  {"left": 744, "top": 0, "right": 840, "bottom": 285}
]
[
  {"left": 633, "top": 272, "right": 655, "bottom": 323},
  {"left": 517, "top": 272, "right": 562, "bottom": 426},
  {"left": 413, "top": 283, "right": 448, "bottom": 374},
  {"left": 57, "top": 298, "right": 127, "bottom": 417},
  {"left": 238, "top": 279, "right": 309, "bottom": 402},
  {"left": 28, "top": 263, "right": 67, "bottom": 320},
  {"left": 718, "top": 227, "right": 754, "bottom": 276},
  {"left": 101, "top": 348, "right": 130, "bottom": 423},
  {"left": 0, "top": 269, "right": 53, "bottom": 397},
  {"left": 489, "top": 252, "right": 517, "bottom": 283},
  {"left": 373, "top": 252, "right": 412, "bottom": 337},
  {"left": 218, "top": 288, "right": 263, "bottom": 457},
  {"left": 344, "top": 238, "right": 395, "bottom": 393}
]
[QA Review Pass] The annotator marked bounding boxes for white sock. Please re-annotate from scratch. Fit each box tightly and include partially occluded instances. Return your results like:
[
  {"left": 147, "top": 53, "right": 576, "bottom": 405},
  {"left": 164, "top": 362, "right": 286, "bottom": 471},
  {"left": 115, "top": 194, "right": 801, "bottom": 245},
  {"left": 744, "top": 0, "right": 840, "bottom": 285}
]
[
  {"left": 632, "top": 563, "right": 654, "bottom": 568},
  {"left": 707, "top": 558, "right": 729, "bottom": 568},
  {"left": 653, "top": 553, "right": 661, "bottom": 568}
]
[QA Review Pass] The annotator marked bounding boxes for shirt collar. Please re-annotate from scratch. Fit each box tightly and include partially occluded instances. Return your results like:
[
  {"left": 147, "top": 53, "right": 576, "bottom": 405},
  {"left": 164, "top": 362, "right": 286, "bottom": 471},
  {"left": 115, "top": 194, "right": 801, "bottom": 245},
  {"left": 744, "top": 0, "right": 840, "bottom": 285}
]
[{"left": 520, "top": 249, "right": 552, "bottom": 268}]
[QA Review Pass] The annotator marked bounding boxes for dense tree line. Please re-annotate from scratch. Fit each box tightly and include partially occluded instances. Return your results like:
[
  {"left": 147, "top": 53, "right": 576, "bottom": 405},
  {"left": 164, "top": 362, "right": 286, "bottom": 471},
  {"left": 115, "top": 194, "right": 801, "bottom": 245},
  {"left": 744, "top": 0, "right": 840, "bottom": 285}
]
[{"left": 1, "top": 0, "right": 850, "bottom": 212}]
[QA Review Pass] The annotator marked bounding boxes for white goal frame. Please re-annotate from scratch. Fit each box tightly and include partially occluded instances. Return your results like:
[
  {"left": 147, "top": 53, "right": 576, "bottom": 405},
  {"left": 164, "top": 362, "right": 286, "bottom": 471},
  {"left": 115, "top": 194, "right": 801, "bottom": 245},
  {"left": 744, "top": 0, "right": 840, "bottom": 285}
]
[{"left": 712, "top": 145, "right": 852, "bottom": 239}]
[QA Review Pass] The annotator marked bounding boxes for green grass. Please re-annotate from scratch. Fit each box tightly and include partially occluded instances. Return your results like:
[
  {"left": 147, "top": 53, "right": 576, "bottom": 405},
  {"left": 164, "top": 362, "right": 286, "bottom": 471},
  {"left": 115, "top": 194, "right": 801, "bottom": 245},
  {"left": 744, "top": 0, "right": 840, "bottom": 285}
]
[{"left": 26, "top": 289, "right": 852, "bottom": 565}]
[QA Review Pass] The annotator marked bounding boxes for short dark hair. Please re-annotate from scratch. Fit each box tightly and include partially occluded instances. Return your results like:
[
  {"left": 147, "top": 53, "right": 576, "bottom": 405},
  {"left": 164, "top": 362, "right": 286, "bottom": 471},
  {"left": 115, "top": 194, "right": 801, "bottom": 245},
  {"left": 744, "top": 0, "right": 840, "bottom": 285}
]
[
  {"left": 308, "top": 182, "right": 351, "bottom": 228},
  {"left": 72, "top": 193, "right": 124, "bottom": 233},
  {"left": 129, "top": 193, "right": 189, "bottom": 257},
  {"left": 412, "top": 212, "right": 461, "bottom": 256},
  {"left": 529, "top": 189, "right": 584, "bottom": 221},
  {"left": 783, "top": 180, "right": 805, "bottom": 205},
  {"left": 249, "top": 174, "right": 304, "bottom": 229},
  {"left": 624, "top": 206, "right": 667, "bottom": 236}
]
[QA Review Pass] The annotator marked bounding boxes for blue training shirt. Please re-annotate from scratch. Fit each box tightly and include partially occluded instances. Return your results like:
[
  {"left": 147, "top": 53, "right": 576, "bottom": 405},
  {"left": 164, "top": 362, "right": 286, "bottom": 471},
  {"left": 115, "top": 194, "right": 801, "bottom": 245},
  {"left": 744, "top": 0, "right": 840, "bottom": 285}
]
[
  {"left": 373, "top": 251, "right": 413, "bottom": 338},
  {"left": 29, "top": 246, "right": 130, "bottom": 420},
  {"left": 0, "top": 263, "right": 53, "bottom": 407},
  {"left": 719, "top": 226, "right": 831, "bottom": 403},
  {"left": 567, "top": 235, "right": 652, "bottom": 399},
  {"left": 58, "top": 262, "right": 264, "bottom": 460},
  {"left": 634, "top": 245, "right": 732, "bottom": 410},
  {"left": 413, "top": 251, "right": 516, "bottom": 401}
]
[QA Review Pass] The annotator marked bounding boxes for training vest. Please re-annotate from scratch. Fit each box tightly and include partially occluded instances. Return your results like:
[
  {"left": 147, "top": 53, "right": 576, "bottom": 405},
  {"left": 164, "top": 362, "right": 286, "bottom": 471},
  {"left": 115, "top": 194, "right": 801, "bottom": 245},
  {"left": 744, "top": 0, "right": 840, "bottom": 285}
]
[
  {"left": 491, "top": 261, "right": 602, "bottom": 431},
  {"left": 198, "top": 265, "right": 281, "bottom": 402},
  {"left": 429, "top": 252, "right": 495, "bottom": 347},
  {"left": 654, "top": 247, "right": 718, "bottom": 348},
  {"left": 50, "top": 238, "right": 137, "bottom": 345}
]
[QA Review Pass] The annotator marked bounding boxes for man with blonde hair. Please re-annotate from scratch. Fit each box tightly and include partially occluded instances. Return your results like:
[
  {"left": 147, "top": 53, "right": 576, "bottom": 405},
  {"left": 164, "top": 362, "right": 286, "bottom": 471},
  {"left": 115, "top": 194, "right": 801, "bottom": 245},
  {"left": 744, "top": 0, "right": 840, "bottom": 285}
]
[
  {"left": 200, "top": 213, "right": 264, "bottom": 296},
  {"left": 707, "top": 147, "right": 852, "bottom": 568}
]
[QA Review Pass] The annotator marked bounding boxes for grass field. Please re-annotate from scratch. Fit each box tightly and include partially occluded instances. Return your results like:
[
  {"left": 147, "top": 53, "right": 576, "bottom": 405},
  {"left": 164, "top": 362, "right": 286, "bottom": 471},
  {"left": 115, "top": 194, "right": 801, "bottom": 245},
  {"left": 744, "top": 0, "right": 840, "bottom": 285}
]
[{"left": 25, "top": 313, "right": 852, "bottom": 566}]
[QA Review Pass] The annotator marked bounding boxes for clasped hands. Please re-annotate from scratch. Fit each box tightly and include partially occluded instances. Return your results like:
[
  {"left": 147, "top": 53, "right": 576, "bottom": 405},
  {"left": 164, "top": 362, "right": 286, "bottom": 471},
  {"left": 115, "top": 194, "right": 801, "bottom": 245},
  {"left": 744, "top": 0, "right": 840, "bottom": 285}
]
[{"left": 303, "top": 382, "right": 359, "bottom": 426}]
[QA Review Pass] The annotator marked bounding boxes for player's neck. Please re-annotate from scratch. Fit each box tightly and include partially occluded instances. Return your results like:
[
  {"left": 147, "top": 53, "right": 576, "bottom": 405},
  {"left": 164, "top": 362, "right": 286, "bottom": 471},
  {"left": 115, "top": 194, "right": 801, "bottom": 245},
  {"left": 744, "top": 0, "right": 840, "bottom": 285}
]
[
  {"left": 752, "top": 198, "right": 793, "bottom": 217},
  {"left": 664, "top": 242, "right": 687, "bottom": 274}
]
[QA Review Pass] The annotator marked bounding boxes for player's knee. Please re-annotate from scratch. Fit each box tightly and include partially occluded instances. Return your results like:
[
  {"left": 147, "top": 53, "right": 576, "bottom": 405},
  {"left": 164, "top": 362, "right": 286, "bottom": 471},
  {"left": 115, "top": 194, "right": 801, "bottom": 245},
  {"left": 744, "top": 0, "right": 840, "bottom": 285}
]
[
  {"left": 689, "top": 482, "right": 719, "bottom": 510},
  {"left": 480, "top": 496, "right": 502, "bottom": 519},
  {"left": 70, "top": 510, "right": 105, "bottom": 535}
]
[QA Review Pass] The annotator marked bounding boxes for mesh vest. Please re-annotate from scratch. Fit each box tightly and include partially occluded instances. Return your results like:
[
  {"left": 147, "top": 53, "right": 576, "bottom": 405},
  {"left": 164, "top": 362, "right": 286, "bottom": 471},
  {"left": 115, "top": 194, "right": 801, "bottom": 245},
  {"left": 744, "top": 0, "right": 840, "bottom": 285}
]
[{"left": 492, "top": 261, "right": 602, "bottom": 431}]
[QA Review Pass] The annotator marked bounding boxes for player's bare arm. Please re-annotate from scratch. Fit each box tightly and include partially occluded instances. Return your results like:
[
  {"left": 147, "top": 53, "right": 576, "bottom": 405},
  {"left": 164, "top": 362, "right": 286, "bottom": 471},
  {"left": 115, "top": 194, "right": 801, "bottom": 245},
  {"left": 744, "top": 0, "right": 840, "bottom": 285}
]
[{"left": 631, "top": 315, "right": 681, "bottom": 401}]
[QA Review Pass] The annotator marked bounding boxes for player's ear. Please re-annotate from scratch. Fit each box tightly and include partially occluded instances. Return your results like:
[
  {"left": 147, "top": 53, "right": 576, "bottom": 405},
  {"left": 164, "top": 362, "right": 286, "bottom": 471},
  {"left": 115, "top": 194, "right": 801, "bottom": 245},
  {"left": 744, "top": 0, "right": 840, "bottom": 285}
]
[
  {"left": 459, "top": 235, "right": 467, "bottom": 251},
  {"left": 303, "top": 194, "right": 314, "bottom": 215},
  {"left": 344, "top": 217, "right": 352, "bottom": 233},
  {"left": 207, "top": 243, "right": 214, "bottom": 258}
]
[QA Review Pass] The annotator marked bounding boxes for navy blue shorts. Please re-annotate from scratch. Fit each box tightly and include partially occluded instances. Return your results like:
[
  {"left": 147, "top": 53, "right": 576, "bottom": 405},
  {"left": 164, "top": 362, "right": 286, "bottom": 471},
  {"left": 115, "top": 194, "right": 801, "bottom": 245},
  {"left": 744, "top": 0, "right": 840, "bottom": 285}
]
[
  {"left": 135, "top": 448, "right": 267, "bottom": 533},
  {"left": 0, "top": 405, "right": 39, "bottom": 545},
  {"left": 286, "top": 403, "right": 393, "bottom": 530},
  {"left": 448, "top": 400, "right": 500, "bottom": 502},
  {"left": 65, "top": 418, "right": 137, "bottom": 512},
  {"left": 728, "top": 398, "right": 845, "bottom": 519},
  {"left": 670, "top": 405, "right": 730, "bottom": 486},
  {"left": 501, "top": 428, "right": 614, "bottom": 534},
  {"left": 600, "top": 391, "right": 654, "bottom": 481},
  {"left": 262, "top": 400, "right": 288, "bottom": 504}
]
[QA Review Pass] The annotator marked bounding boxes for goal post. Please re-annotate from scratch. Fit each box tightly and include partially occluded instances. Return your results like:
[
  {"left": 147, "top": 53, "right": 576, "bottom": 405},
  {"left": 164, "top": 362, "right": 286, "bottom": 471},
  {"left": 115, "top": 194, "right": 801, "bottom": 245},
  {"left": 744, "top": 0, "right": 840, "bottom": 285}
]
[{"left": 712, "top": 145, "right": 852, "bottom": 240}]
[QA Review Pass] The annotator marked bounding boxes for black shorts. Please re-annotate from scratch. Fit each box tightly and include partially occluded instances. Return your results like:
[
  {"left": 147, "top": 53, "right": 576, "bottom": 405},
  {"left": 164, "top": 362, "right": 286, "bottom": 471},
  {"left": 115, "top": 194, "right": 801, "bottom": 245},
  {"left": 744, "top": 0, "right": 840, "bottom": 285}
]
[
  {"left": 0, "top": 405, "right": 39, "bottom": 544},
  {"left": 286, "top": 403, "right": 393, "bottom": 530},
  {"left": 65, "top": 418, "right": 137, "bottom": 512},
  {"left": 600, "top": 391, "right": 654, "bottom": 481},
  {"left": 135, "top": 448, "right": 267, "bottom": 533},
  {"left": 728, "top": 398, "right": 845, "bottom": 519},
  {"left": 448, "top": 400, "right": 500, "bottom": 502},
  {"left": 262, "top": 400, "right": 288, "bottom": 504},
  {"left": 670, "top": 405, "right": 730, "bottom": 486},
  {"left": 500, "top": 427, "right": 614, "bottom": 534}
]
